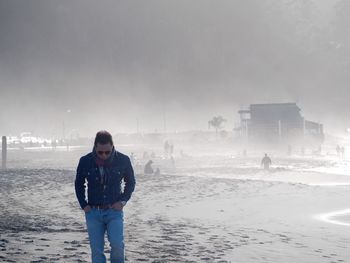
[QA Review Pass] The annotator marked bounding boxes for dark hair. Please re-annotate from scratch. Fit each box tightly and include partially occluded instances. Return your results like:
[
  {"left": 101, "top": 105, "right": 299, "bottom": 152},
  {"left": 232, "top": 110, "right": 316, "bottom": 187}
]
[{"left": 94, "top": 130, "right": 113, "bottom": 146}]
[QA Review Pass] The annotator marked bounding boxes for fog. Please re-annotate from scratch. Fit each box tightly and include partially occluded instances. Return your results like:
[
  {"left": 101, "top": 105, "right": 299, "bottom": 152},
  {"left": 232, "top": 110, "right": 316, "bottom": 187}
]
[
  {"left": 3, "top": 2, "right": 350, "bottom": 262},
  {"left": 1, "top": 0, "right": 350, "bottom": 137}
]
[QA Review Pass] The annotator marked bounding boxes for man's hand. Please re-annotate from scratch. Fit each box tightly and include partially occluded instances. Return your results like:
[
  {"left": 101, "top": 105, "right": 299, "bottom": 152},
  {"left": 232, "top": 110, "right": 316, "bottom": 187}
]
[
  {"left": 112, "top": 202, "right": 124, "bottom": 211},
  {"left": 83, "top": 205, "right": 91, "bottom": 213}
]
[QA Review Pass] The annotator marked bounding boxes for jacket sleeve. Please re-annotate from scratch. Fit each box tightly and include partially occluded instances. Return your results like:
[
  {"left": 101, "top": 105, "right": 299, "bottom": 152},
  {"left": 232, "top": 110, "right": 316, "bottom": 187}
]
[
  {"left": 75, "top": 157, "right": 88, "bottom": 209},
  {"left": 119, "top": 157, "right": 136, "bottom": 202}
]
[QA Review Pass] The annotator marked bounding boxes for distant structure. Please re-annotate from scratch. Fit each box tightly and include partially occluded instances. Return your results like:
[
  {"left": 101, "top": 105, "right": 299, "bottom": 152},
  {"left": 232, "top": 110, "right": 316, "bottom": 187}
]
[{"left": 236, "top": 103, "right": 324, "bottom": 145}]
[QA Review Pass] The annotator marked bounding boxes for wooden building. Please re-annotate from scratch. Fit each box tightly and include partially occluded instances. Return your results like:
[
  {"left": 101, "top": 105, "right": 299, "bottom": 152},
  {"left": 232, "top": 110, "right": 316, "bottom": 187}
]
[{"left": 237, "top": 103, "right": 324, "bottom": 144}]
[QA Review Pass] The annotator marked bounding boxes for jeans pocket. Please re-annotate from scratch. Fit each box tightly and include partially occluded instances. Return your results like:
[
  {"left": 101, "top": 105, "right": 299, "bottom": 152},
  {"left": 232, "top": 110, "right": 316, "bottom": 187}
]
[{"left": 85, "top": 208, "right": 94, "bottom": 215}]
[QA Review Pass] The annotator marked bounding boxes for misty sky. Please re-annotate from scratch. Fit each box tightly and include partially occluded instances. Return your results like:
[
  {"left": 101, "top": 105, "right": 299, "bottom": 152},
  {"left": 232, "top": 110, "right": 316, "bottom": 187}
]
[{"left": 1, "top": 0, "right": 350, "bottom": 137}]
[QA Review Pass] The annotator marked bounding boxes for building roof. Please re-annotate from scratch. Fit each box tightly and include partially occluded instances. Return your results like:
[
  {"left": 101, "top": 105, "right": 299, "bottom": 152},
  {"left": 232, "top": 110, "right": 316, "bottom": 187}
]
[{"left": 250, "top": 103, "right": 301, "bottom": 111}]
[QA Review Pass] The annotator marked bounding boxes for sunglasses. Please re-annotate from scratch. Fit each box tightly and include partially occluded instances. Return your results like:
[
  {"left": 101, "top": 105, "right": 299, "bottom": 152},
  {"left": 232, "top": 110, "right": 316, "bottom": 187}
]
[{"left": 97, "top": 150, "right": 111, "bottom": 156}]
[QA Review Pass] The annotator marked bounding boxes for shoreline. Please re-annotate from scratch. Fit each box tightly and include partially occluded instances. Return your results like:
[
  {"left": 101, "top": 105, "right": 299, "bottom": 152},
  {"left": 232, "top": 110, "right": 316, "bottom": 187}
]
[{"left": 316, "top": 208, "right": 350, "bottom": 226}]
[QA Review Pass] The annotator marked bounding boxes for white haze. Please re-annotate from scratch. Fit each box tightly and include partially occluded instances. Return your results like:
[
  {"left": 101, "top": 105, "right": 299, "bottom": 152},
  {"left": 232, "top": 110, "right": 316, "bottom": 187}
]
[{"left": 0, "top": 0, "right": 349, "bottom": 137}]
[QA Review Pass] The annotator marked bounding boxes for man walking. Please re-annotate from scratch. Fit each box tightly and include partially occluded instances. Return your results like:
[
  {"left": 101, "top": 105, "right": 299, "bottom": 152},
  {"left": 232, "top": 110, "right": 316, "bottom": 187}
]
[
  {"left": 261, "top": 153, "right": 272, "bottom": 170},
  {"left": 75, "top": 131, "right": 136, "bottom": 263}
]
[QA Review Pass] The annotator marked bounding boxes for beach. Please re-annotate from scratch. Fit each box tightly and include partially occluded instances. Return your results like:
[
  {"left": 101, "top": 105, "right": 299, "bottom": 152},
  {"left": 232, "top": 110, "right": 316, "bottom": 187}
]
[{"left": 1, "top": 148, "right": 350, "bottom": 262}]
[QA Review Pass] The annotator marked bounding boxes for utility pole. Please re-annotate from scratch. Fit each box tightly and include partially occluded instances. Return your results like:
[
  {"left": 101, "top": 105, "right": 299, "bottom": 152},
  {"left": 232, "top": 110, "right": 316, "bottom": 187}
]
[{"left": 2, "top": 136, "right": 7, "bottom": 169}]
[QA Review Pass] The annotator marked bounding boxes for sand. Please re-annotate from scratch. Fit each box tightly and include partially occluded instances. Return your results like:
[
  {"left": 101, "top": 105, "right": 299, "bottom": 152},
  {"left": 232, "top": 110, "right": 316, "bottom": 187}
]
[{"left": 1, "top": 148, "right": 350, "bottom": 262}]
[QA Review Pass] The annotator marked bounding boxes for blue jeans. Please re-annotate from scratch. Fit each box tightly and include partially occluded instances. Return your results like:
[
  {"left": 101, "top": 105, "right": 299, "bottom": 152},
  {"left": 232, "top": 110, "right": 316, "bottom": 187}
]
[{"left": 85, "top": 208, "right": 124, "bottom": 263}]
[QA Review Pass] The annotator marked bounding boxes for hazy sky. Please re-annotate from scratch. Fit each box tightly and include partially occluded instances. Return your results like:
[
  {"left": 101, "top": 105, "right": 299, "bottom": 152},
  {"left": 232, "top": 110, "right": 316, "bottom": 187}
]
[{"left": 0, "top": 0, "right": 349, "bottom": 137}]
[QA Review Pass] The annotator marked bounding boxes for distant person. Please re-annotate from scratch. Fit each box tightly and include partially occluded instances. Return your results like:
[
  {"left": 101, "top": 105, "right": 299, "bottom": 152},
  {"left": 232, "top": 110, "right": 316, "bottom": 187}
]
[
  {"left": 75, "top": 130, "right": 136, "bottom": 263},
  {"left": 51, "top": 139, "right": 57, "bottom": 151},
  {"left": 336, "top": 145, "right": 341, "bottom": 157},
  {"left": 341, "top": 146, "right": 345, "bottom": 158},
  {"left": 164, "top": 140, "right": 170, "bottom": 157},
  {"left": 170, "top": 143, "right": 174, "bottom": 155},
  {"left": 154, "top": 168, "right": 161, "bottom": 176},
  {"left": 301, "top": 146, "right": 305, "bottom": 156},
  {"left": 144, "top": 160, "right": 154, "bottom": 175},
  {"left": 261, "top": 153, "right": 272, "bottom": 170}
]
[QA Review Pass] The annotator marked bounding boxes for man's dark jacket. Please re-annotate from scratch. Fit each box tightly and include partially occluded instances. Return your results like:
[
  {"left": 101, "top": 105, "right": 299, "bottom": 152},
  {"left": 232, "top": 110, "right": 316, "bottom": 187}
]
[{"left": 75, "top": 150, "right": 136, "bottom": 210}]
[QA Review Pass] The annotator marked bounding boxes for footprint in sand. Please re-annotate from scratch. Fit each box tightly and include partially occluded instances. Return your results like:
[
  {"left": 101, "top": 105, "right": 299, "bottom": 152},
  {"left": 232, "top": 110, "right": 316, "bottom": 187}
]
[{"left": 64, "top": 247, "right": 77, "bottom": 251}]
